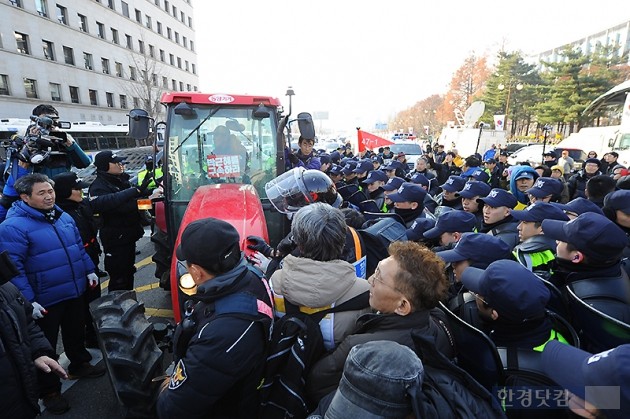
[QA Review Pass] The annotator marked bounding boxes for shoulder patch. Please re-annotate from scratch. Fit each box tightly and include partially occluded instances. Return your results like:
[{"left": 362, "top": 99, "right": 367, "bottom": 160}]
[{"left": 168, "top": 359, "right": 187, "bottom": 390}]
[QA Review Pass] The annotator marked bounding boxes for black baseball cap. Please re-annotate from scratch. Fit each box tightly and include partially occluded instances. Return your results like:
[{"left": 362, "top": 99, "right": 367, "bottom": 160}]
[{"left": 176, "top": 218, "right": 241, "bottom": 273}]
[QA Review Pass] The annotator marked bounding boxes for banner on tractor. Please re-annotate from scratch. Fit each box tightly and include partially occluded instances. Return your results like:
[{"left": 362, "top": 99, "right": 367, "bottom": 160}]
[{"left": 207, "top": 155, "right": 241, "bottom": 178}]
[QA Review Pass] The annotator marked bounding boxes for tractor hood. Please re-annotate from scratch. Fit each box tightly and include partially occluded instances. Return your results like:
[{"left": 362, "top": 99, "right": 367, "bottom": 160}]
[{"left": 175, "top": 183, "right": 269, "bottom": 252}]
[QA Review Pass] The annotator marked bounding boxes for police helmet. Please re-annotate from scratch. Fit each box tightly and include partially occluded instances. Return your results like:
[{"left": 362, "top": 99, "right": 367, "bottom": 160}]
[{"left": 265, "top": 167, "right": 342, "bottom": 214}]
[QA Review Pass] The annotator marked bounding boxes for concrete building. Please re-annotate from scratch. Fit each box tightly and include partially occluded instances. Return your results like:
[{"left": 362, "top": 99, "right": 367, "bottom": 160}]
[
  {"left": 0, "top": 0, "right": 198, "bottom": 124},
  {"left": 534, "top": 19, "right": 630, "bottom": 68}
]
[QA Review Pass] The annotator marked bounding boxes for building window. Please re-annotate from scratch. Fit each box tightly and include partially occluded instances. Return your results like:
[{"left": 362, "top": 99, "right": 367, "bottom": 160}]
[
  {"left": 188, "top": 16, "right": 192, "bottom": 28},
  {"left": 167, "top": 27, "right": 171, "bottom": 40},
  {"left": 56, "top": 4, "right": 68, "bottom": 25},
  {"left": 101, "top": 57, "right": 110, "bottom": 74},
  {"left": 23, "top": 78, "right": 38, "bottom": 98},
  {"left": 164, "top": 0, "right": 169, "bottom": 12},
  {"left": 174, "top": 32, "right": 179, "bottom": 44},
  {"left": 162, "top": 76, "right": 167, "bottom": 88},
  {"left": 154, "top": 0, "right": 159, "bottom": 6},
  {"left": 159, "top": 49, "right": 165, "bottom": 62},
  {"left": 106, "top": 92, "right": 114, "bottom": 107},
  {"left": 115, "top": 61, "right": 123, "bottom": 77},
  {"left": 119, "top": 94, "right": 127, "bottom": 109},
  {"left": 171, "top": 5, "right": 176, "bottom": 17},
  {"left": 148, "top": 44, "right": 155, "bottom": 57},
  {"left": 180, "top": 11, "right": 184, "bottom": 23},
  {"left": 129, "top": 66, "right": 136, "bottom": 80},
  {"left": 97, "top": 22, "right": 105, "bottom": 38},
  {"left": 49, "top": 82, "right": 62, "bottom": 101},
  {"left": 145, "top": 15, "right": 152, "bottom": 29},
  {"left": 133, "top": 97, "right": 139, "bottom": 108},
  {"left": 190, "top": 40, "right": 194, "bottom": 52},
  {"left": 171, "top": 79, "right": 176, "bottom": 90},
  {"left": 126, "top": 34, "right": 132, "bottom": 50},
  {"left": 0, "top": 75, "right": 10, "bottom": 95},
  {"left": 107, "top": 0, "right": 115, "bottom": 10},
  {"left": 84, "top": 52, "right": 93, "bottom": 70},
  {"left": 14, "top": 32, "right": 30, "bottom": 55},
  {"left": 42, "top": 40, "right": 55, "bottom": 60},
  {"left": 134, "top": 8, "right": 141, "bottom": 23},
  {"left": 191, "top": 63, "right": 196, "bottom": 74},
  {"left": 169, "top": 54, "right": 174, "bottom": 65},
  {"left": 138, "top": 40, "right": 145, "bottom": 54},
  {"left": 63, "top": 46, "right": 74, "bottom": 65},
  {"left": 35, "top": 0, "right": 48, "bottom": 17},
  {"left": 111, "top": 28, "right": 119, "bottom": 44},
  {"left": 185, "top": 60, "right": 189, "bottom": 71},
  {"left": 183, "top": 36, "right": 187, "bottom": 48},
  {"left": 156, "top": 21, "right": 162, "bottom": 35},
  {"left": 78, "top": 14, "right": 88, "bottom": 32},
  {"left": 121, "top": 1, "right": 129, "bottom": 17},
  {"left": 10, "top": 0, "right": 23, "bottom": 7},
  {"left": 177, "top": 57, "right": 181, "bottom": 68},
  {"left": 179, "top": 81, "right": 183, "bottom": 91},
  {"left": 89, "top": 89, "right": 98, "bottom": 105},
  {"left": 152, "top": 73, "right": 157, "bottom": 86},
  {"left": 69, "top": 86, "right": 80, "bottom": 103}
]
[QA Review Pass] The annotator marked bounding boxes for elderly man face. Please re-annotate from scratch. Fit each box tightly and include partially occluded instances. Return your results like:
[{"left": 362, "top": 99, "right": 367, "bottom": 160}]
[
  {"left": 415, "top": 158, "right": 427, "bottom": 171},
  {"left": 22, "top": 181, "right": 56, "bottom": 210}
]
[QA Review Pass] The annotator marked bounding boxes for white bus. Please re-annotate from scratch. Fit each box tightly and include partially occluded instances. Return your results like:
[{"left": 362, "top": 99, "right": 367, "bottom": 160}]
[{"left": 556, "top": 80, "right": 630, "bottom": 166}]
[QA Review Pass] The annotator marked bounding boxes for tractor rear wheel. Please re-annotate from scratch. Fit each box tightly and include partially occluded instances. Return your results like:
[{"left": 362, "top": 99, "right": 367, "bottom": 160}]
[{"left": 90, "top": 291, "right": 164, "bottom": 418}]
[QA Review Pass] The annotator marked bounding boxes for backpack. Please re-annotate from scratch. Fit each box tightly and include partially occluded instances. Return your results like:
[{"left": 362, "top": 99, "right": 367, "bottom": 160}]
[
  {"left": 258, "top": 291, "right": 370, "bottom": 419},
  {"left": 411, "top": 332, "right": 506, "bottom": 419}
]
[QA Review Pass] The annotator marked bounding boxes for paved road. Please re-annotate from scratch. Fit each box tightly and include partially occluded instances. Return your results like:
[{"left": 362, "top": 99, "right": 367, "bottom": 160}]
[{"left": 40, "top": 227, "right": 174, "bottom": 418}]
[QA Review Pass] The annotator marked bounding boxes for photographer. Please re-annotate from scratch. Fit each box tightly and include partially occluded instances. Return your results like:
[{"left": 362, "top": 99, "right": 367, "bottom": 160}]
[
  {"left": 0, "top": 141, "right": 31, "bottom": 223},
  {"left": 28, "top": 104, "right": 91, "bottom": 178}
]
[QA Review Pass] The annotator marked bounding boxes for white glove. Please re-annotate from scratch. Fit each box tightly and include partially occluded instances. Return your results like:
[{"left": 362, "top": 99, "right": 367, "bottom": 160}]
[
  {"left": 32, "top": 302, "right": 47, "bottom": 319},
  {"left": 87, "top": 272, "right": 99, "bottom": 288},
  {"left": 251, "top": 251, "right": 271, "bottom": 273}
]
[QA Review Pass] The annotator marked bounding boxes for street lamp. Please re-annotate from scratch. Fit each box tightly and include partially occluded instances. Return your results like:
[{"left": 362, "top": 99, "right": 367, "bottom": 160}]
[{"left": 498, "top": 81, "right": 523, "bottom": 136}]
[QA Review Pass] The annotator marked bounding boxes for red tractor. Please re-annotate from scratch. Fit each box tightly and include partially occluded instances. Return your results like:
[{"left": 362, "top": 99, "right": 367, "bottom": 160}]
[{"left": 127, "top": 91, "right": 306, "bottom": 321}]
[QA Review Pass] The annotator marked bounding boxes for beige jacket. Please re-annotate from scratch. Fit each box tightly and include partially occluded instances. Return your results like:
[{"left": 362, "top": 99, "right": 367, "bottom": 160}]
[{"left": 270, "top": 255, "right": 371, "bottom": 350}]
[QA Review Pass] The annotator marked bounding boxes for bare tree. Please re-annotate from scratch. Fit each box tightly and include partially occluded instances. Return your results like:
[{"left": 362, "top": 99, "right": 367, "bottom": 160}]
[{"left": 120, "top": 35, "right": 169, "bottom": 120}]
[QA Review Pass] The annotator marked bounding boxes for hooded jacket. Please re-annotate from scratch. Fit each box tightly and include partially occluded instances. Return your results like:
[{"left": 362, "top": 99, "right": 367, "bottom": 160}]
[
  {"left": 0, "top": 201, "right": 94, "bottom": 306},
  {"left": 509, "top": 165, "right": 539, "bottom": 208},
  {"left": 270, "top": 255, "right": 371, "bottom": 350}
]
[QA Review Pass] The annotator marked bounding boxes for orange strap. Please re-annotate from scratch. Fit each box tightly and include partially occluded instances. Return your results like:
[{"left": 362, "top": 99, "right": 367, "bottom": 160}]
[{"left": 348, "top": 227, "right": 362, "bottom": 261}]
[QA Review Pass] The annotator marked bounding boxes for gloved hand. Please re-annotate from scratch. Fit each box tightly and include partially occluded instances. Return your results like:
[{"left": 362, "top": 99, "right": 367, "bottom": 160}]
[
  {"left": 250, "top": 251, "right": 271, "bottom": 273},
  {"left": 32, "top": 302, "right": 47, "bottom": 319},
  {"left": 87, "top": 272, "right": 99, "bottom": 288},
  {"left": 288, "top": 152, "right": 299, "bottom": 165},
  {"left": 246, "top": 235, "right": 273, "bottom": 258},
  {"left": 276, "top": 235, "right": 296, "bottom": 257},
  {"left": 138, "top": 171, "right": 154, "bottom": 193}
]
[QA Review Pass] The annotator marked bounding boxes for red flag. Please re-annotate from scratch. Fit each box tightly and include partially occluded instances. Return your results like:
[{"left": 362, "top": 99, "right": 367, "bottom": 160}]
[{"left": 357, "top": 129, "right": 394, "bottom": 152}]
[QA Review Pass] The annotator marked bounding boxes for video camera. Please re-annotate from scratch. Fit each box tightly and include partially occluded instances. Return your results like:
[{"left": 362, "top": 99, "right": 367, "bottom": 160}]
[{"left": 30, "top": 115, "right": 71, "bottom": 142}]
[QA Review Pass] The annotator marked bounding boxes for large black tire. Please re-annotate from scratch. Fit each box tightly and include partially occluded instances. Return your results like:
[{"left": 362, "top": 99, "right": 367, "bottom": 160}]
[
  {"left": 151, "top": 229, "right": 171, "bottom": 290},
  {"left": 90, "top": 291, "right": 164, "bottom": 418}
]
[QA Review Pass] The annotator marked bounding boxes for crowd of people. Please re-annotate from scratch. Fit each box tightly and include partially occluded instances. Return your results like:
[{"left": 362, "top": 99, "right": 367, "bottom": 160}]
[
  {"left": 156, "top": 139, "right": 629, "bottom": 418},
  {"left": 2, "top": 108, "right": 630, "bottom": 419},
  {"left": 0, "top": 105, "right": 159, "bottom": 416}
]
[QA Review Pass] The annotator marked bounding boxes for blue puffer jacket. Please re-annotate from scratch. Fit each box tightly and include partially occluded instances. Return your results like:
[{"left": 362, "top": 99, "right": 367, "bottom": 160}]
[{"left": 0, "top": 201, "right": 94, "bottom": 306}]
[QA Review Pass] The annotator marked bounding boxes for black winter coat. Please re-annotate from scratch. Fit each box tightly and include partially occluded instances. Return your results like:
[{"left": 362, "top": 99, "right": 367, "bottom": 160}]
[
  {"left": 88, "top": 171, "right": 144, "bottom": 247},
  {"left": 306, "top": 308, "right": 456, "bottom": 403},
  {"left": 0, "top": 282, "right": 55, "bottom": 418}
]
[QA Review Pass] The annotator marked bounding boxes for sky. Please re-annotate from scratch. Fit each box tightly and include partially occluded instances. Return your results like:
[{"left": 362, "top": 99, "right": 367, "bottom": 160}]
[{"left": 191, "top": 0, "right": 628, "bottom": 135}]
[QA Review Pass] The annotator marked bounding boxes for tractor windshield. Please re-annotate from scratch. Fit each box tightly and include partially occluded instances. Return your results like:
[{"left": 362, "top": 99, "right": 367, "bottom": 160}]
[{"left": 165, "top": 105, "right": 278, "bottom": 203}]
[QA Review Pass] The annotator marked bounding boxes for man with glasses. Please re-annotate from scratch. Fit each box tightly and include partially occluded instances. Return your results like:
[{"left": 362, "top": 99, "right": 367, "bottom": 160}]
[
  {"left": 307, "top": 241, "right": 455, "bottom": 403},
  {"left": 88, "top": 151, "right": 152, "bottom": 291}
]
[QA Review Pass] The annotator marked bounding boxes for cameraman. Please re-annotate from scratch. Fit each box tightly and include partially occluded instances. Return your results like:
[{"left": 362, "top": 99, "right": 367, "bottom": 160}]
[{"left": 28, "top": 104, "right": 91, "bottom": 178}]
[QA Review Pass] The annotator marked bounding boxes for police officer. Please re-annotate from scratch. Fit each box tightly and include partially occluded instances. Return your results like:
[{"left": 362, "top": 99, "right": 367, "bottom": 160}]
[
  {"left": 137, "top": 155, "right": 163, "bottom": 191},
  {"left": 477, "top": 188, "right": 520, "bottom": 250},
  {"left": 157, "top": 218, "right": 273, "bottom": 418},
  {"left": 88, "top": 151, "right": 153, "bottom": 291}
]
